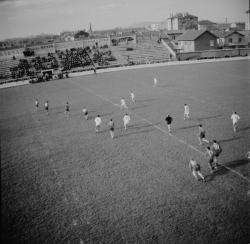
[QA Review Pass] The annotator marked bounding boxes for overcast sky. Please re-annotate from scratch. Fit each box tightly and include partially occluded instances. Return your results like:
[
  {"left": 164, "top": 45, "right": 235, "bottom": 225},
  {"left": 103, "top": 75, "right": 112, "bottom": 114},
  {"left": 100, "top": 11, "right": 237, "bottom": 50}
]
[{"left": 0, "top": 0, "right": 248, "bottom": 40}]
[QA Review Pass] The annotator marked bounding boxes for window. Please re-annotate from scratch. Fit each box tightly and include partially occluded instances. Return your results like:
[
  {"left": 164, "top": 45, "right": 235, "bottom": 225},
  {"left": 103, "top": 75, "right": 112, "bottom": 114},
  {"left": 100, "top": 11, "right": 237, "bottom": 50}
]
[
  {"left": 229, "top": 38, "right": 233, "bottom": 43},
  {"left": 239, "top": 38, "right": 242, "bottom": 43},
  {"left": 210, "top": 40, "right": 214, "bottom": 47}
]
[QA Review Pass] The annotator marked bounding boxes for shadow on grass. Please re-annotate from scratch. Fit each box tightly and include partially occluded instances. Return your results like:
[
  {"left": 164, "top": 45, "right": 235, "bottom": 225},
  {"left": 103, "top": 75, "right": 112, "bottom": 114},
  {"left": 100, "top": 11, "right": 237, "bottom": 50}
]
[
  {"left": 115, "top": 128, "right": 155, "bottom": 138},
  {"left": 130, "top": 104, "right": 150, "bottom": 110},
  {"left": 196, "top": 114, "right": 222, "bottom": 121},
  {"left": 177, "top": 124, "right": 200, "bottom": 131},
  {"left": 238, "top": 126, "right": 250, "bottom": 132},
  {"left": 206, "top": 159, "right": 249, "bottom": 181},
  {"left": 137, "top": 98, "right": 156, "bottom": 103},
  {"left": 219, "top": 136, "right": 241, "bottom": 143}
]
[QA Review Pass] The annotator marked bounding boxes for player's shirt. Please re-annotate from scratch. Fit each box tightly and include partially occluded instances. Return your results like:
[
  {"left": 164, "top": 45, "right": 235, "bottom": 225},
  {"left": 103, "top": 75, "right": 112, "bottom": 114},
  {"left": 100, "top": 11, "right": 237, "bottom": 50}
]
[
  {"left": 45, "top": 102, "right": 49, "bottom": 110},
  {"left": 82, "top": 109, "right": 88, "bottom": 115},
  {"left": 198, "top": 127, "right": 205, "bottom": 137},
  {"left": 123, "top": 115, "right": 130, "bottom": 124},
  {"left": 95, "top": 117, "right": 102, "bottom": 126},
  {"left": 121, "top": 99, "right": 126, "bottom": 106},
  {"left": 82, "top": 109, "right": 87, "bottom": 114},
  {"left": 189, "top": 159, "right": 200, "bottom": 171},
  {"left": 131, "top": 93, "right": 135, "bottom": 100},
  {"left": 108, "top": 121, "right": 114, "bottom": 131},
  {"left": 184, "top": 105, "right": 189, "bottom": 114},
  {"left": 165, "top": 116, "right": 173, "bottom": 124},
  {"left": 231, "top": 114, "right": 240, "bottom": 124},
  {"left": 212, "top": 142, "right": 222, "bottom": 155},
  {"left": 207, "top": 149, "right": 214, "bottom": 161},
  {"left": 154, "top": 78, "right": 157, "bottom": 84}
]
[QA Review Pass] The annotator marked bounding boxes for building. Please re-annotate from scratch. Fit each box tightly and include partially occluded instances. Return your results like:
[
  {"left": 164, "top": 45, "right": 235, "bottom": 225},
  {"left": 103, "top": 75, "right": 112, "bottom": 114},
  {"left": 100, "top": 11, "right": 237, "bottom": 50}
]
[
  {"left": 198, "top": 20, "right": 216, "bottom": 31},
  {"left": 176, "top": 30, "right": 218, "bottom": 52},
  {"left": 0, "top": 35, "right": 59, "bottom": 50},
  {"left": 230, "top": 22, "right": 246, "bottom": 31},
  {"left": 223, "top": 31, "right": 247, "bottom": 48},
  {"left": 167, "top": 12, "right": 198, "bottom": 31},
  {"left": 246, "top": 9, "right": 250, "bottom": 30}
]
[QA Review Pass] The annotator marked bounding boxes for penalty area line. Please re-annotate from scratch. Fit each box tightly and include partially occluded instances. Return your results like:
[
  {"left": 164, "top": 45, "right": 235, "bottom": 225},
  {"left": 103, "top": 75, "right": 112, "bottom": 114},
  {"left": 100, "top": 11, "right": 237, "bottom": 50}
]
[{"left": 84, "top": 87, "right": 250, "bottom": 184}]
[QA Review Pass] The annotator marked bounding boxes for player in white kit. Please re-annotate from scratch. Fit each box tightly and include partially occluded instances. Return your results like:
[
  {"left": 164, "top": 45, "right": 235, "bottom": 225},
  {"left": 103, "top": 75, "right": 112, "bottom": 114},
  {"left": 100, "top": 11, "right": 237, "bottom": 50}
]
[
  {"left": 35, "top": 99, "right": 39, "bottom": 111},
  {"left": 231, "top": 112, "right": 240, "bottom": 132},
  {"left": 123, "top": 113, "right": 131, "bottom": 130},
  {"left": 94, "top": 115, "right": 102, "bottom": 132},
  {"left": 184, "top": 104, "right": 190, "bottom": 120},
  {"left": 130, "top": 91, "right": 135, "bottom": 103},
  {"left": 120, "top": 98, "right": 128, "bottom": 109},
  {"left": 153, "top": 77, "right": 157, "bottom": 87},
  {"left": 189, "top": 159, "right": 206, "bottom": 182}
]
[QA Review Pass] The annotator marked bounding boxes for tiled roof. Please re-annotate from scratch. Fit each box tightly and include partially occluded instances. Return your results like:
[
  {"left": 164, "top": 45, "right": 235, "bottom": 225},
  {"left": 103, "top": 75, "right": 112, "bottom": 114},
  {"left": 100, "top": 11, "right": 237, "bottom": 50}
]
[{"left": 176, "top": 30, "right": 217, "bottom": 41}]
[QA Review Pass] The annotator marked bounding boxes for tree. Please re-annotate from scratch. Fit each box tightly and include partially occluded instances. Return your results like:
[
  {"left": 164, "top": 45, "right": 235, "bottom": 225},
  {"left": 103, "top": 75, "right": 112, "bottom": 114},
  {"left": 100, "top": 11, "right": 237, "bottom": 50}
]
[{"left": 74, "top": 30, "right": 89, "bottom": 39}]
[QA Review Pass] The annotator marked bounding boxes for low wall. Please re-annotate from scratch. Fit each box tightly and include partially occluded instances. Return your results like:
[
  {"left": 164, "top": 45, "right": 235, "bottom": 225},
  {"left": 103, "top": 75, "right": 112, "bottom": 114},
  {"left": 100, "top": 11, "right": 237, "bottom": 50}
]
[{"left": 177, "top": 48, "right": 250, "bottom": 60}]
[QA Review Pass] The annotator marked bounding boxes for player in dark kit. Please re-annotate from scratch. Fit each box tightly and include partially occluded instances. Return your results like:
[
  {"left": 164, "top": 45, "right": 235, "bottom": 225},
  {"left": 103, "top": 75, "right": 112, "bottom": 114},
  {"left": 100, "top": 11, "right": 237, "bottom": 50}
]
[
  {"left": 108, "top": 119, "right": 115, "bottom": 139},
  {"left": 65, "top": 101, "right": 70, "bottom": 117},
  {"left": 165, "top": 115, "right": 173, "bottom": 132}
]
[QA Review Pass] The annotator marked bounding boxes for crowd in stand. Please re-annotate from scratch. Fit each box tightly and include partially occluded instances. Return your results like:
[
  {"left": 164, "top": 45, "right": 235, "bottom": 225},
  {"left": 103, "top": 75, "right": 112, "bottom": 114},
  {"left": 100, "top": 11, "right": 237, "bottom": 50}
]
[
  {"left": 10, "top": 53, "right": 59, "bottom": 79},
  {"left": 58, "top": 46, "right": 116, "bottom": 71},
  {"left": 9, "top": 46, "right": 116, "bottom": 80}
]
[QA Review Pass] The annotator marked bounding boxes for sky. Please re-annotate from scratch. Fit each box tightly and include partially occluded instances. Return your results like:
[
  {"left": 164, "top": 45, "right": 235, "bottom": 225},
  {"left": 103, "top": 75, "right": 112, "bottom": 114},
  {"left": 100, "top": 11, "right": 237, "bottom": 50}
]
[{"left": 0, "top": 0, "right": 248, "bottom": 40}]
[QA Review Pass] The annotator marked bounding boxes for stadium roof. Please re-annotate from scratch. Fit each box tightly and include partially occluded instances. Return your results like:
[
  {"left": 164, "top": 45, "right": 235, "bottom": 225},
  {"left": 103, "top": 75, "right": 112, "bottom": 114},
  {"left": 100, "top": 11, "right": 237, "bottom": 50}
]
[{"left": 176, "top": 30, "right": 218, "bottom": 41}]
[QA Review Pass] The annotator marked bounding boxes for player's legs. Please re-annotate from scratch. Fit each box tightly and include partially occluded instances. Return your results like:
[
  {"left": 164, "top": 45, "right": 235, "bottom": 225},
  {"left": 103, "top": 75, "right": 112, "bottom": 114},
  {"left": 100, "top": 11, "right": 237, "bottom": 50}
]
[
  {"left": 192, "top": 171, "right": 199, "bottom": 180},
  {"left": 197, "top": 171, "right": 205, "bottom": 181},
  {"left": 208, "top": 160, "right": 214, "bottom": 173},
  {"left": 233, "top": 122, "right": 237, "bottom": 132},
  {"left": 202, "top": 137, "right": 209, "bottom": 143},
  {"left": 167, "top": 124, "right": 171, "bottom": 132},
  {"left": 198, "top": 136, "right": 202, "bottom": 145},
  {"left": 110, "top": 130, "right": 114, "bottom": 139}
]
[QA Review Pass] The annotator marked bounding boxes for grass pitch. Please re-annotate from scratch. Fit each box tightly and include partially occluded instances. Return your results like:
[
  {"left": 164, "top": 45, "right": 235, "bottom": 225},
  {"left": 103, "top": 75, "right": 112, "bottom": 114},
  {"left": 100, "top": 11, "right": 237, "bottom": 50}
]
[{"left": 1, "top": 59, "right": 250, "bottom": 243}]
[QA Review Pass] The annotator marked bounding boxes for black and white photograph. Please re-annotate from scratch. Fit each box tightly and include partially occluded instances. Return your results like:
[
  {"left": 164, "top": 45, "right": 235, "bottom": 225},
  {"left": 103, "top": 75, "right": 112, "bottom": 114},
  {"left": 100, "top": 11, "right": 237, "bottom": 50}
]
[{"left": 0, "top": 0, "right": 250, "bottom": 243}]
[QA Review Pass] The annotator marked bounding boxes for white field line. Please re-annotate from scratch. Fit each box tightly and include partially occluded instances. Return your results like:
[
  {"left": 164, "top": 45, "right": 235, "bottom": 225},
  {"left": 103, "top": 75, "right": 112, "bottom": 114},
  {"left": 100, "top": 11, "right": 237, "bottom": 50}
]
[{"left": 85, "top": 87, "right": 250, "bottom": 184}]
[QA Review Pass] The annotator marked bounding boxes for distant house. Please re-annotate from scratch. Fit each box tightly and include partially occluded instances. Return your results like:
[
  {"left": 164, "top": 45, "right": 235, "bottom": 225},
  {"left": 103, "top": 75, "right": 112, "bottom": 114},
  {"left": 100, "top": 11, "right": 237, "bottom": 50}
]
[
  {"left": 224, "top": 31, "right": 247, "bottom": 48},
  {"left": 176, "top": 30, "right": 218, "bottom": 52},
  {"left": 198, "top": 20, "right": 216, "bottom": 31}
]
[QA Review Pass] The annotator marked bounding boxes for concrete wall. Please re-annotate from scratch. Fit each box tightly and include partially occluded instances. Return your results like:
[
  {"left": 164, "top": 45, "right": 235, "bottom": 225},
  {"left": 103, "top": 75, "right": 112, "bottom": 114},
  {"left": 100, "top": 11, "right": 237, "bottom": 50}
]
[{"left": 177, "top": 48, "right": 250, "bottom": 60}]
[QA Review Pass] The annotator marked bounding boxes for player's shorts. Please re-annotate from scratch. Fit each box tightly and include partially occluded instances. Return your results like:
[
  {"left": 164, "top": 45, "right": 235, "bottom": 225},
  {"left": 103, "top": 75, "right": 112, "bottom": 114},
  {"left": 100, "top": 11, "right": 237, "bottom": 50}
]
[
  {"left": 194, "top": 164, "right": 201, "bottom": 171},
  {"left": 84, "top": 112, "right": 88, "bottom": 116},
  {"left": 45, "top": 106, "right": 48, "bottom": 111},
  {"left": 199, "top": 132, "right": 205, "bottom": 139},
  {"left": 110, "top": 127, "right": 114, "bottom": 131},
  {"left": 66, "top": 108, "right": 69, "bottom": 112},
  {"left": 208, "top": 158, "right": 214, "bottom": 164}
]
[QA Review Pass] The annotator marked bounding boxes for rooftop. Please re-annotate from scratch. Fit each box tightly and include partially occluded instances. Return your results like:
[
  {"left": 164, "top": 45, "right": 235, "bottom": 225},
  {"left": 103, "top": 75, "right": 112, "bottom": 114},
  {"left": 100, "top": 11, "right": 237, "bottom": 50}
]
[{"left": 176, "top": 30, "right": 217, "bottom": 41}]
